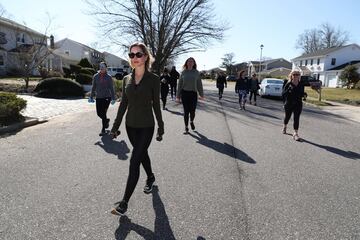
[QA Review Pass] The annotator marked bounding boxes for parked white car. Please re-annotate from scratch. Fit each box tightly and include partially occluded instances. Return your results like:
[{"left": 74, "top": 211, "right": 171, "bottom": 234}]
[{"left": 258, "top": 78, "right": 284, "bottom": 97}]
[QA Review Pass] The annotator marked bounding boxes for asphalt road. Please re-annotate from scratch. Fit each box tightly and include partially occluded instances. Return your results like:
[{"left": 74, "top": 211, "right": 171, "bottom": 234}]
[{"left": 1, "top": 82, "right": 359, "bottom": 240}]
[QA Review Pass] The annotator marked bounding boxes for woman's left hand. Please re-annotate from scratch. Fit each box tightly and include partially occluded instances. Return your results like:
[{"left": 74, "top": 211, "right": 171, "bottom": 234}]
[{"left": 199, "top": 96, "right": 205, "bottom": 101}]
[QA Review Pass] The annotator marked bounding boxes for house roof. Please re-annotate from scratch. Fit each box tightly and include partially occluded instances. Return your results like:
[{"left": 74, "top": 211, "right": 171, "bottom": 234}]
[
  {"left": 0, "top": 16, "right": 46, "bottom": 37},
  {"left": 327, "top": 60, "right": 360, "bottom": 70},
  {"left": 292, "top": 44, "right": 360, "bottom": 60},
  {"left": 55, "top": 38, "right": 102, "bottom": 53}
]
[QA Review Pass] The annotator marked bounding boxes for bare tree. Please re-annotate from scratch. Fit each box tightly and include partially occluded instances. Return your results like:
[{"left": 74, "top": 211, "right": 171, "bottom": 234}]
[
  {"left": 85, "top": 0, "right": 228, "bottom": 73},
  {"left": 296, "top": 22, "right": 349, "bottom": 54},
  {"left": 320, "top": 22, "right": 349, "bottom": 49},
  {"left": 6, "top": 15, "right": 53, "bottom": 91},
  {"left": 220, "top": 52, "right": 235, "bottom": 74}
]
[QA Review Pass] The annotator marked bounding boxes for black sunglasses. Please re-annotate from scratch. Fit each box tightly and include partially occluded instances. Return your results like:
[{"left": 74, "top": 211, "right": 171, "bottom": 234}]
[{"left": 128, "top": 52, "right": 145, "bottom": 59}]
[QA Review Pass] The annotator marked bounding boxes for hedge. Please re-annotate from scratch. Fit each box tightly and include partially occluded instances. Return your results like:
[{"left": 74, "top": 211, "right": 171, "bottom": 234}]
[
  {"left": 34, "top": 78, "right": 84, "bottom": 98},
  {"left": 0, "top": 92, "right": 27, "bottom": 126},
  {"left": 75, "top": 73, "right": 93, "bottom": 85}
]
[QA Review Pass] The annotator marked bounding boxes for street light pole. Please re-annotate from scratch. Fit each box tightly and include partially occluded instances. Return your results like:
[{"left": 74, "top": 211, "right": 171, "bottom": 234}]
[{"left": 259, "top": 44, "right": 264, "bottom": 80}]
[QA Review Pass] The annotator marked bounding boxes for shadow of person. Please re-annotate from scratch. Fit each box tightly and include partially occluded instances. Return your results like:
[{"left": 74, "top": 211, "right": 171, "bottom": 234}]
[
  {"left": 165, "top": 108, "right": 183, "bottom": 116},
  {"left": 302, "top": 139, "right": 360, "bottom": 160},
  {"left": 114, "top": 186, "right": 177, "bottom": 240},
  {"left": 188, "top": 131, "right": 256, "bottom": 164},
  {"left": 94, "top": 134, "right": 130, "bottom": 160}
]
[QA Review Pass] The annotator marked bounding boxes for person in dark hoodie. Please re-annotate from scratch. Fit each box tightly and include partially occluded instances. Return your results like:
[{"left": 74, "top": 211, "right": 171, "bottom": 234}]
[
  {"left": 89, "top": 62, "right": 116, "bottom": 136},
  {"left": 216, "top": 72, "right": 227, "bottom": 100},
  {"left": 110, "top": 42, "right": 164, "bottom": 216},
  {"left": 249, "top": 73, "right": 260, "bottom": 106},
  {"left": 282, "top": 70, "right": 307, "bottom": 141},
  {"left": 235, "top": 70, "right": 250, "bottom": 110},
  {"left": 160, "top": 68, "right": 171, "bottom": 110}
]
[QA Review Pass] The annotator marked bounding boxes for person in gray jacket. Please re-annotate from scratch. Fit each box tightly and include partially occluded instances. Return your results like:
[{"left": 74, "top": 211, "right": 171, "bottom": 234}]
[{"left": 89, "top": 62, "right": 116, "bottom": 136}]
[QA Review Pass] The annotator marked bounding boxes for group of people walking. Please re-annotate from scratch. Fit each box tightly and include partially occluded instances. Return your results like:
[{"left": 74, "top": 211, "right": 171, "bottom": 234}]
[{"left": 88, "top": 42, "right": 305, "bottom": 216}]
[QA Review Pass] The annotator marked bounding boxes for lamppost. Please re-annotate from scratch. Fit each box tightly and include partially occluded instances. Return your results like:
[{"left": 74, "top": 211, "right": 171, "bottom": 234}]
[{"left": 259, "top": 44, "right": 264, "bottom": 80}]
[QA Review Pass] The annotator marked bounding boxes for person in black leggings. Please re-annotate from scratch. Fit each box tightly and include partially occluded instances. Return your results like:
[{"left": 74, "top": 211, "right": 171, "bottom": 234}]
[
  {"left": 110, "top": 42, "right": 164, "bottom": 215},
  {"left": 282, "top": 70, "right": 307, "bottom": 141},
  {"left": 176, "top": 57, "right": 204, "bottom": 134}
]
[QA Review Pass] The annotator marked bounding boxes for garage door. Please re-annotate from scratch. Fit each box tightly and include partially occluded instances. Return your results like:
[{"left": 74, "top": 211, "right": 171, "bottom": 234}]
[{"left": 326, "top": 74, "right": 337, "bottom": 88}]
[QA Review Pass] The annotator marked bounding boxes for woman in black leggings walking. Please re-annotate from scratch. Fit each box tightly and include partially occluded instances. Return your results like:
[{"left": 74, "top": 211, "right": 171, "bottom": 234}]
[
  {"left": 176, "top": 57, "right": 204, "bottom": 134},
  {"left": 110, "top": 42, "right": 164, "bottom": 215},
  {"left": 282, "top": 70, "right": 307, "bottom": 141}
]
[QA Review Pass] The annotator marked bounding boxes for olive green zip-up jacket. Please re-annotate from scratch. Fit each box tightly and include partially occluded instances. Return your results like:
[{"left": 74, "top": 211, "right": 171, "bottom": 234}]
[{"left": 111, "top": 70, "right": 164, "bottom": 135}]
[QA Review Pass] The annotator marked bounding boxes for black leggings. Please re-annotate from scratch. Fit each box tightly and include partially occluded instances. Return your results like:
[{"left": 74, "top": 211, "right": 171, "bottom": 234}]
[
  {"left": 170, "top": 83, "right": 177, "bottom": 98},
  {"left": 123, "top": 126, "right": 154, "bottom": 202},
  {"left": 284, "top": 104, "right": 302, "bottom": 130},
  {"left": 218, "top": 87, "right": 224, "bottom": 97},
  {"left": 249, "top": 90, "right": 257, "bottom": 102},
  {"left": 96, "top": 97, "right": 111, "bottom": 129},
  {"left": 181, "top": 90, "right": 198, "bottom": 127}
]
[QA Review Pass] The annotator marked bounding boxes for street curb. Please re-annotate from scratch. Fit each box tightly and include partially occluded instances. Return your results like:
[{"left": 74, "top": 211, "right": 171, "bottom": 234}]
[{"left": 0, "top": 118, "right": 47, "bottom": 135}]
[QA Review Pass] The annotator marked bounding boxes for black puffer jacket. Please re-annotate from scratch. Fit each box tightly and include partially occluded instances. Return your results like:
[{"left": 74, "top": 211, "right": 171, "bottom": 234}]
[{"left": 282, "top": 81, "right": 306, "bottom": 107}]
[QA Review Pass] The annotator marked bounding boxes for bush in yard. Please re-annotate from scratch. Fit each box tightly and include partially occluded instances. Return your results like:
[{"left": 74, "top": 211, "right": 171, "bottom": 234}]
[
  {"left": 75, "top": 73, "right": 93, "bottom": 85},
  {"left": 0, "top": 92, "right": 27, "bottom": 126},
  {"left": 78, "top": 58, "right": 93, "bottom": 68},
  {"left": 34, "top": 78, "right": 84, "bottom": 98},
  {"left": 81, "top": 67, "right": 96, "bottom": 75},
  {"left": 69, "top": 64, "right": 82, "bottom": 74},
  {"left": 80, "top": 68, "right": 95, "bottom": 76},
  {"left": 339, "top": 65, "right": 360, "bottom": 89},
  {"left": 62, "top": 67, "right": 72, "bottom": 78},
  {"left": 114, "top": 79, "right": 123, "bottom": 99}
]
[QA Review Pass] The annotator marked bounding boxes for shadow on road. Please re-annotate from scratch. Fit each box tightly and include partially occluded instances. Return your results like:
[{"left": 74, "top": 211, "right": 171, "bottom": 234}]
[
  {"left": 165, "top": 108, "right": 183, "bottom": 116},
  {"left": 188, "top": 131, "right": 256, "bottom": 164},
  {"left": 115, "top": 186, "right": 204, "bottom": 239},
  {"left": 302, "top": 139, "right": 360, "bottom": 160},
  {"left": 95, "top": 134, "right": 130, "bottom": 160}
]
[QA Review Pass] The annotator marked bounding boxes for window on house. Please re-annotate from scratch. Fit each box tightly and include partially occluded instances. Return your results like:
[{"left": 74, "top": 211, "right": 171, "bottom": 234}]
[
  {"left": 65, "top": 50, "right": 70, "bottom": 55},
  {"left": 331, "top": 58, "right": 336, "bottom": 65},
  {"left": 305, "top": 60, "right": 308, "bottom": 65},
  {"left": 16, "top": 33, "right": 25, "bottom": 43},
  {"left": 317, "top": 58, "right": 320, "bottom": 65},
  {"left": 0, "top": 55, "right": 4, "bottom": 66},
  {"left": 310, "top": 59, "right": 313, "bottom": 65},
  {"left": 300, "top": 60, "right": 302, "bottom": 66}
]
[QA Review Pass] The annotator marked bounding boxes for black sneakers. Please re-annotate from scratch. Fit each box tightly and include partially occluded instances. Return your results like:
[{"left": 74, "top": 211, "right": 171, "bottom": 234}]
[
  {"left": 190, "top": 121, "right": 195, "bottom": 130},
  {"left": 143, "top": 175, "right": 156, "bottom": 194},
  {"left": 111, "top": 200, "right": 128, "bottom": 216},
  {"left": 99, "top": 128, "right": 106, "bottom": 136},
  {"left": 184, "top": 127, "right": 189, "bottom": 134}
]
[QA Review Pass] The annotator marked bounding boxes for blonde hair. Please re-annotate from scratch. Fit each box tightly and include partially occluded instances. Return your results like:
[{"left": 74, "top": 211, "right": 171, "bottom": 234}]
[
  {"left": 128, "top": 42, "right": 153, "bottom": 71},
  {"left": 288, "top": 70, "right": 301, "bottom": 81}
]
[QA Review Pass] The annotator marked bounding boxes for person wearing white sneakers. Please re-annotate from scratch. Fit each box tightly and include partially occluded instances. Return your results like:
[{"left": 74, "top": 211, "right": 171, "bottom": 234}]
[{"left": 282, "top": 70, "right": 307, "bottom": 141}]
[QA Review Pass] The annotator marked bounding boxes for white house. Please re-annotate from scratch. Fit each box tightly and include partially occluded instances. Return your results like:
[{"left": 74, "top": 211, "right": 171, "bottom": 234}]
[
  {"left": 53, "top": 38, "right": 104, "bottom": 68},
  {"left": 103, "top": 51, "right": 130, "bottom": 73},
  {"left": 291, "top": 44, "right": 360, "bottom": 87},
  {"left": 0, "top": 16, "right": 48, "bottom": 76}
]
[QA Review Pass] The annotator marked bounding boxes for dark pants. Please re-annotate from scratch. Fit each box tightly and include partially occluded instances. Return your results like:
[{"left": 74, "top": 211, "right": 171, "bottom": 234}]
[
  {"left": 249, "top": 90, "right": 257, "bottom": 102},
  {"left": 96, "top": 97, "right": 111, "bottom": 130},
  {"left": 161, "top": 84, "right": 169, "bottom": 108},
  {"left": 123, "top": 126, "right": 154, "bottom": 202},
  {"left": 170, "top": 83, "right": 177, "bottom": 99},
  {"left": 218, "top": 86, "right": 224, "bottom": 98},
  {"left": 284, "top": 103, "right": 303, "bottom": 130},
  {"left": 181, "top": 90, "right": 197, "bottom": 127}
]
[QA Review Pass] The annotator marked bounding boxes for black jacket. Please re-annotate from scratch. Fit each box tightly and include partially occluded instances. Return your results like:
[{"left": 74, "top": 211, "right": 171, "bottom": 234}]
[
  {"left": 235, "top": 77, "right": 250, "bottom": 93},
  {"left": 216, "top": 75, "right": 227, "bottom": 88},
  {"left": 282, "top": 81, "right": 306, "bottom": 107}
]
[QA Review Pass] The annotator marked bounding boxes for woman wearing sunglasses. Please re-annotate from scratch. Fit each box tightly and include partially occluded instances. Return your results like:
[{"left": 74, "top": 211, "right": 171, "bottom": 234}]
[
  {"left": 282, "top": 70, "right": 307, "bottom": 141},
  {"left": 110, "top": 42, "right": 164, "bottom": 215},
  {"left": 176, "top": 57, "right": 204, "bottom": 134}
]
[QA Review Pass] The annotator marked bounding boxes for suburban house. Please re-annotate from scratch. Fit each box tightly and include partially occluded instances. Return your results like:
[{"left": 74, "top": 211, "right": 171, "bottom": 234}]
[
  {"left": 52, "top": 38, "right": 105, "bottom": 68},
  {"left": 0, "top": 16, "right": 48, "bottom": 76},
  {"left": 291, "top": 44, "right": 360, "bottom": 87},
  {"left": 103, "top": 51, "right": 130, "bottom": 74},
  {"left": 248, "top": 58, "right": 292, "bottom": 79}
]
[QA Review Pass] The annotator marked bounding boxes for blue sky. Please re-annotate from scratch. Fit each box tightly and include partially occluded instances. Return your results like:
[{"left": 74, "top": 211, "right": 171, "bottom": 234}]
[{"left": 3, "top": 0, "right": 360, "bottom": 70}]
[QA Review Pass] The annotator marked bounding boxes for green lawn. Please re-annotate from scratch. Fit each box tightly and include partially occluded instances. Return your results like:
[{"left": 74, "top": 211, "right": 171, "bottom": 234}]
[{"left": 305, "top": 87, "right": 360, "bottom": 106}]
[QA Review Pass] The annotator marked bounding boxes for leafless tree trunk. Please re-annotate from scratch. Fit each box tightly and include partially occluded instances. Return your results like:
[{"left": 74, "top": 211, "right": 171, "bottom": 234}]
[{"left": 86, "top": 0, "right": 228, "bottom": 73}]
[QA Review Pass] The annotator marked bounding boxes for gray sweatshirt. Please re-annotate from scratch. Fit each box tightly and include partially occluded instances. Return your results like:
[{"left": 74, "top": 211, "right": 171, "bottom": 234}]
[
  {"left": 176, "top": 69, "right": 204, "bottom": 98},
  {"left": 90, "top": 72, "right": 115, "bottom": 100}
]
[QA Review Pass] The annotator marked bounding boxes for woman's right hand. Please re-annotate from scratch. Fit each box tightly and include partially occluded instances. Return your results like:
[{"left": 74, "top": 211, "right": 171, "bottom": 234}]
[{"left": 176, "top": 97, "right": 180, "bottom": 103}]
